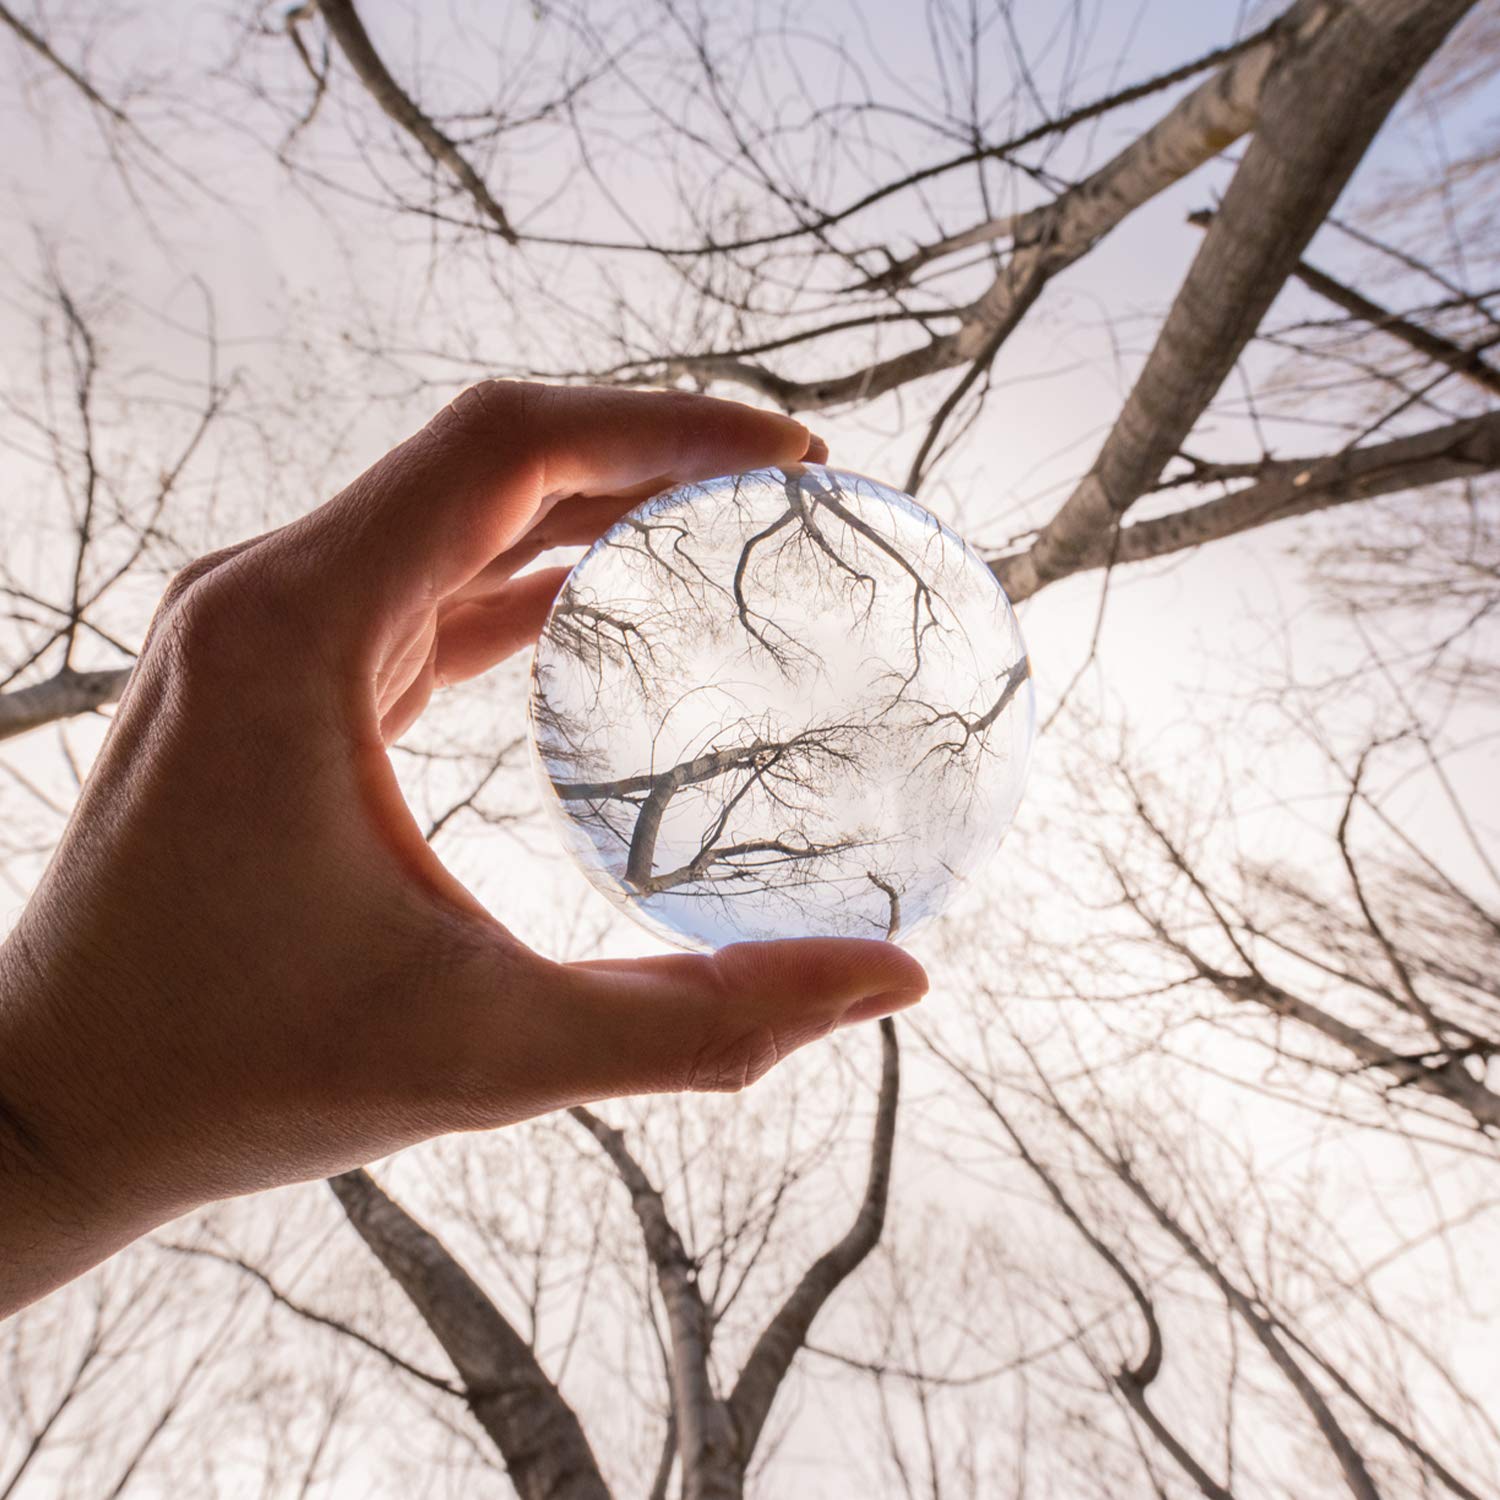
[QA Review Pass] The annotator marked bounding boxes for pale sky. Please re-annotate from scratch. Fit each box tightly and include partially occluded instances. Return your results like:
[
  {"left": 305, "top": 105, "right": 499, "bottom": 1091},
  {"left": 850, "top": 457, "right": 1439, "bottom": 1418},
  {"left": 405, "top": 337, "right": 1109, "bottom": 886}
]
[{"left": 2, "top": 3, "right": 1497, "bottom": 1495}]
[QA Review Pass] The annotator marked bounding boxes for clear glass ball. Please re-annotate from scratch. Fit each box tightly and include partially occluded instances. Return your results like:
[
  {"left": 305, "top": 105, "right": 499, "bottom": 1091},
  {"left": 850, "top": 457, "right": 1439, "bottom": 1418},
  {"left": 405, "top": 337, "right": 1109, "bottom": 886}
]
[{"left": 528, "top": 464, "right": 1033, "bottom": 952}]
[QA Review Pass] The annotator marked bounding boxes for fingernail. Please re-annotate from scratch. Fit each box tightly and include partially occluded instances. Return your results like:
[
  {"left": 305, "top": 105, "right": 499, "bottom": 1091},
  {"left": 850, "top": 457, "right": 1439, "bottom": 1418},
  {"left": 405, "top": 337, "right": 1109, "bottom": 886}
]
[
  {"left": 839, "top": 986, "right": 927, "bottom": 1027},
  {"left": 804, "top": 432, "right": 830, "bottom": 464}
]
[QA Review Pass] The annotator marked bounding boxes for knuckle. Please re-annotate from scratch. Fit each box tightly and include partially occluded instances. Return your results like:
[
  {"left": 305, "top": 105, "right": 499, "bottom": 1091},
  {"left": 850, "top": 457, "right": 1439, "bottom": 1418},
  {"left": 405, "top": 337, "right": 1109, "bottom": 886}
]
[
  {"left": 432, "top": 379, "right": 545, "bottom": 440},
  {"left": 166, "top": 565, "right": 245, "bottom": 647},
  {"left": 149, "top": 549, "right": 297, "bottom": 684},
  {"left": 426, "top": 380, "right": 561, "bottom": 485},
  {"left": 151, "top": 585, "right": 236, "bottom": 691},
  {"left": 153, "top": 539, "right": 259, "bottom": 622},
  {"left": 157, "top": 541, "right": 249, "bottom": 614},
  {"left": 157, "top": 557, "right": 219, "bottom": 615}
]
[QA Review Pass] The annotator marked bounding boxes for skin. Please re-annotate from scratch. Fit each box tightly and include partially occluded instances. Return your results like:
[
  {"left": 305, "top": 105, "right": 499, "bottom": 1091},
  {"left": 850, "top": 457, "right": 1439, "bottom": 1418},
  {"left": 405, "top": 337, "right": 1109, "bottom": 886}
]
[{"left": 0, "top": 382, "right": 927, "bottom": 1318}]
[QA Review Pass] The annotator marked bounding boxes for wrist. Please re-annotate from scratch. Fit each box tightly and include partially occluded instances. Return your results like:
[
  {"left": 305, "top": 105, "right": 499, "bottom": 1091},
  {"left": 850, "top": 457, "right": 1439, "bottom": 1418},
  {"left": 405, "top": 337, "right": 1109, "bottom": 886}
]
[{"left": 0, "top": 923, "right": 185, "bottom": 1314}]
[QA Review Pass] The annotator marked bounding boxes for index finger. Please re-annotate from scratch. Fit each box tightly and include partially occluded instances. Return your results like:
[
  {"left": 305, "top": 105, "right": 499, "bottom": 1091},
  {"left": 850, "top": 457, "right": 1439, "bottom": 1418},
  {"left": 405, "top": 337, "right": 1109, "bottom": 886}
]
[{"left": 294, "top": 381, "right": 816, "bottom": 627}]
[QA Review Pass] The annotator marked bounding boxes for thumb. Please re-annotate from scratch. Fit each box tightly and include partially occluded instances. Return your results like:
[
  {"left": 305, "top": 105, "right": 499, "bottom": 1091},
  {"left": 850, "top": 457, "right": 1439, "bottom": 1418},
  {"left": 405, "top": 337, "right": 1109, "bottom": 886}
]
[{"left": 541, "top": 938, "right": 928, "bottom": 1102}]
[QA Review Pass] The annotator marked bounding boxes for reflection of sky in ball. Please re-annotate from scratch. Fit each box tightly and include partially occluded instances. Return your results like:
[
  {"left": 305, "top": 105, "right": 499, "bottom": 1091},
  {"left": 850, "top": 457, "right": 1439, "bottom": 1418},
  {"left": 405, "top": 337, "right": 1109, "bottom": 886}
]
[{"left": 528, "top": 465, "right": 1034, "bottom": 951}]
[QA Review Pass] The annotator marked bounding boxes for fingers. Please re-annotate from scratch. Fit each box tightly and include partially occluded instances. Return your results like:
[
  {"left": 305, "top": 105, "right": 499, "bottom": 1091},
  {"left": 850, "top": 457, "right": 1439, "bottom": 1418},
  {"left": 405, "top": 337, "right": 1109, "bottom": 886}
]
[
  {"left": 366, "top": 929, "right": 926, "bottom": 1135},
  {"left": 433, "top": 565, "right": 572, "bottom": 686},
  {"left": 293, "top": 382, "right": 818, "bottom": 636},
  {"left": 451, "top": 494, "right": 645, "bottom": 595},
  {"left": 530, "top": 938, "right": 928, "bottom": 1104}
]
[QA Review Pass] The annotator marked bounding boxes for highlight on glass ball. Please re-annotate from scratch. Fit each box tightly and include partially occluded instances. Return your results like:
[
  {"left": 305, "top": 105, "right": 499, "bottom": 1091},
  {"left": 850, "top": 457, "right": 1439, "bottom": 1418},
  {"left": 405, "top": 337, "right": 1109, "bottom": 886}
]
[{"left": 527, "top": 464, "right": 1034, "bottom": 952}]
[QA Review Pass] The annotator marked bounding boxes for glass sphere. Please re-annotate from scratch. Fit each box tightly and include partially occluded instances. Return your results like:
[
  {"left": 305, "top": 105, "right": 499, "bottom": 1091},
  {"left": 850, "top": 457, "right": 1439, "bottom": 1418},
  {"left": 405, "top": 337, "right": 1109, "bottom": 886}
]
[{"left": 528, "top": 464, "right": 1033, "bottom": 951}]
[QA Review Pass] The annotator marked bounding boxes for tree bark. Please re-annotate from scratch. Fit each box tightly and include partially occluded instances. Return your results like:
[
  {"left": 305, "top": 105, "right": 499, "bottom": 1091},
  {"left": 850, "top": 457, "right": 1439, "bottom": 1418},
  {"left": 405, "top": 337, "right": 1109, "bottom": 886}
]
[
  {"left": 651, "top": 0, "right": 1338, "bottom": 413},
  {"left": 313, "top": 0, "right": 517, "bottom": 240},
  {"left": 727, "top": 1019, "right": 901, "bottom": 1460},
  {"left": 1000, "top": 0, "right": 1479, "bottom": 602},
  {"left": 868, "top": 0, "right": 1332, "bottom": 294},
  {"left": 552, "top": 740, "right": 779, "bottom": 804},
  {"left": 0, "top": 666, "right": 130, "bottom": 743},
  {"left": 569, "top": 1108, "right": 740, "bottom": 1500},
  {"left": 992, "top": 409, "right": 1500, "bottom": 600},
  {"left": 327, "top": 1170, "right": 611, "bottom": 1500},
  {"left": 572, "top": 1024, "right": 903, "bottom": 1493}
]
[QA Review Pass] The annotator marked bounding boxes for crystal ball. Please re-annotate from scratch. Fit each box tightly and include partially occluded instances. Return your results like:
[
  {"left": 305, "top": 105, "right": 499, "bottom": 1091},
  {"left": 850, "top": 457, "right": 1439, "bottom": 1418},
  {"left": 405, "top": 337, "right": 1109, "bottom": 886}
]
[{"left": 528, "top": 464, "right": 1033, "bottom": 951}]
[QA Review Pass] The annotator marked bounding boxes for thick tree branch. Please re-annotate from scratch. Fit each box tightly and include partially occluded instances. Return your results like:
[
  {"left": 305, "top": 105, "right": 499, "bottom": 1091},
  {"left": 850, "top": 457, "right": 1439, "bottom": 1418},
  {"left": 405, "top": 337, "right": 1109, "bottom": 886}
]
[
  {"left": 727, "top": 1018, "right": 900, "bottom": 1461},
  {"left": 609, "top": 17, "right": 1290, "bottom": 263},
  {"left": 327, "top": 1169, "right": 610, "bottom": 1500},
  {"left": 991, "top": 409, "right": 1500, "bottom": 600},
  {"left": 569, "top": 1107, "right": 736, "bottom": 1500},
  {"left": 643, "top": 1, "right": 1336, "bottom": 413},
  {"left": 1001, "top": 0, "right": 1478, "bottom": 602},
  {"left": 0, "top": 665, "right": 131, "bottom": 743},
  {"left": 1189, "top": 208, "right": 1500, "bottom": 399},
  {"left": 862, "top": 1, "right": 1331, "bottom": 295},
  {"left": 551, "top": 739, "right": 781, "bottom": 803},
  {"left": 311, "top": 0, "right": 517, "bottom": 241}
]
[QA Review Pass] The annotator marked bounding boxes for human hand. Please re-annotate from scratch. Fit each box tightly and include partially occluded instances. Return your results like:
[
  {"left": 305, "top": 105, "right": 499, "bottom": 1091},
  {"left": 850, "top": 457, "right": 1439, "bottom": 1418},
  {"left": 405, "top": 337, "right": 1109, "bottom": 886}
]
[{"left": 0, "top": 383, "right": 926, "bottom": 1314}]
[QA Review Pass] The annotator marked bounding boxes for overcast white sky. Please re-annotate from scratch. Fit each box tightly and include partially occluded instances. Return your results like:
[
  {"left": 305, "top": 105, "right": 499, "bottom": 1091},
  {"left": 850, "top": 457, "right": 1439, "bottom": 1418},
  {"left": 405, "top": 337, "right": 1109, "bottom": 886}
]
[
  {"left": 2, "top": 3, "right": 1497, "bottom": 1494},
  {"left": 3, "top": 0, "right": 1491, "bottom": 907}
]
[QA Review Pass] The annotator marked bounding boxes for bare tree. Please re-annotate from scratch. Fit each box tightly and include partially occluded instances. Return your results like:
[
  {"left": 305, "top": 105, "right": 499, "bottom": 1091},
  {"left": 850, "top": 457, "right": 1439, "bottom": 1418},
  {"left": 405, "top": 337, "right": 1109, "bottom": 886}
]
[
  {"left": 0, "top": 270, "right": 228, "bottom": 743},
  {"left": 10, "top": 0, "right": 1495, "bottom": 733},
  {"left": 3, "top": 2, "right": 1499, "bottom": 1496},
  {"left": 0, "top": 1239, "right": 275, "bottom": 1498},
  {"left": 926, "top": 1025, "right": 1497, "bottom": 1499},
  {"left": 166, "top": 1019, "right": 900, "bottom": 1500},
  {"left": 1085, "top": 728, "right": 1500, "bottom": 1138}
]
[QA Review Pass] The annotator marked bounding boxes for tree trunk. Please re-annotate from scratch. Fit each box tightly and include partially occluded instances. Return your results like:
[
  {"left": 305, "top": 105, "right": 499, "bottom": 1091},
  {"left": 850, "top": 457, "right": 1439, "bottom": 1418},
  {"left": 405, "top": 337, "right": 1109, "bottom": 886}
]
[
  {"left": 328, "top": 1170, "right": 611, "bottom": 1500},
  {"left": 1000, "top": 0, "right": 1479, "bottom": 601}
]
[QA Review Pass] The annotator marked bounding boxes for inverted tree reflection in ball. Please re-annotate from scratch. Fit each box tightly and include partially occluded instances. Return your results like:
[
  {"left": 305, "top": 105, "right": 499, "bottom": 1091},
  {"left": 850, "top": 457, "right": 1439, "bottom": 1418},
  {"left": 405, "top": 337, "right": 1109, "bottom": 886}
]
[{"left": 529, "top": 464, "right": 1033, "bottom": 951}]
